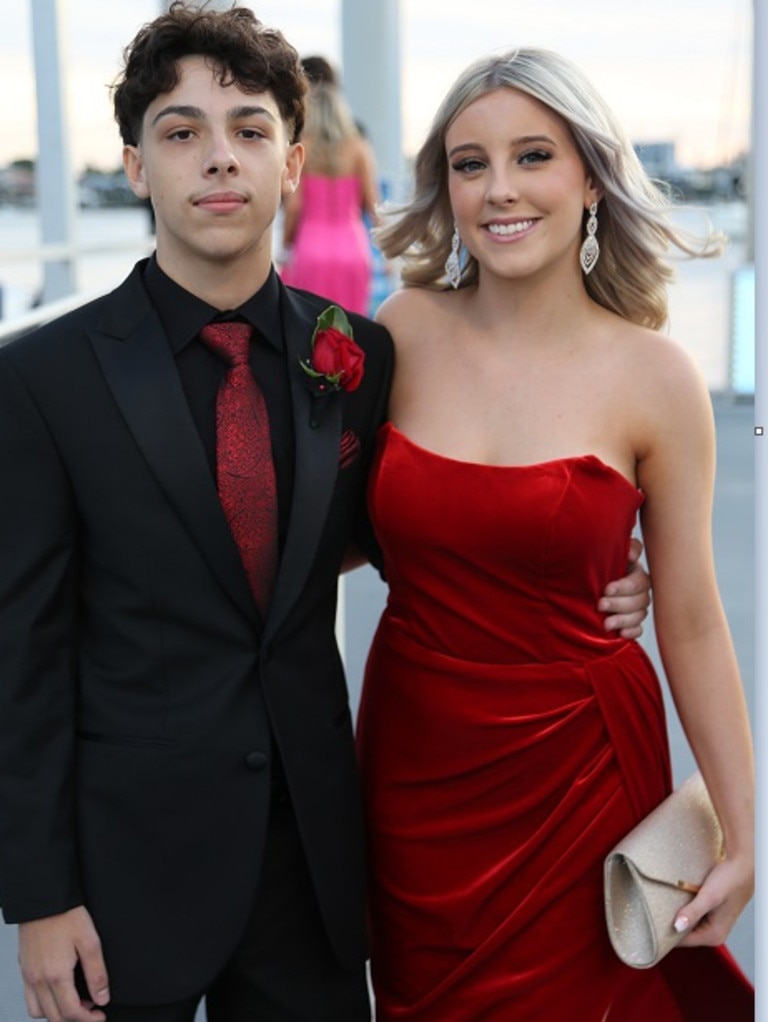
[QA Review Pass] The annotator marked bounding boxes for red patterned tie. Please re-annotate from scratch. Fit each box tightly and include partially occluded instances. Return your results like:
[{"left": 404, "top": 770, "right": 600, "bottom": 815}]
[{"left": 199, "top": 321, "right": 277, "bottom": 614}]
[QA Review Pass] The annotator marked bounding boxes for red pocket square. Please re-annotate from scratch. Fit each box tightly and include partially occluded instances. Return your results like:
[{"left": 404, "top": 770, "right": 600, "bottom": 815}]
[{"left": 339, "top": 429, "right": 361, "bottom": 468}]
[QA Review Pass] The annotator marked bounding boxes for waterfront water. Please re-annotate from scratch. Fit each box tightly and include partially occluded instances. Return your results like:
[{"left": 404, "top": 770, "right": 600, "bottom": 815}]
[
  {"left": 0, "top": 200, "right": 751, "bottom": 392},
  {"left": 0, "top": 204, "right": 154, "bottom": 319}
]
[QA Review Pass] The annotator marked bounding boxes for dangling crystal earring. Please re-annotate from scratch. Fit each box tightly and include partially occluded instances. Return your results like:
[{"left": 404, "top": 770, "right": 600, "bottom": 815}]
[
  {"left": 445, "top": 224, "right": 462, "bottom": 289},
  {"left": 579, "top": 201, "right": 600, "bottom": 275}
]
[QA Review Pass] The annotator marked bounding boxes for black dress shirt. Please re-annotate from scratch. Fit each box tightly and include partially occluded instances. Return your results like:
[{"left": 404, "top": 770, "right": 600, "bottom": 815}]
[{"left": 143, "top": 256, "right": 295, "bottom": 552}]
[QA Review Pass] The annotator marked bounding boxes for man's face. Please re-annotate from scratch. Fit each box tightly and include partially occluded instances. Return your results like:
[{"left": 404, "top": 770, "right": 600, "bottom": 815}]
[{"left": 123, "top": 55, "right": 303, "bottom": 283}]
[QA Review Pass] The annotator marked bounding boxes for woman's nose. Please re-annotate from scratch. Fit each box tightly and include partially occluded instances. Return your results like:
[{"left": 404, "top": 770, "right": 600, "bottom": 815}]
[{"left": 485, "top": 170, "right": 518, "bottom": 204}]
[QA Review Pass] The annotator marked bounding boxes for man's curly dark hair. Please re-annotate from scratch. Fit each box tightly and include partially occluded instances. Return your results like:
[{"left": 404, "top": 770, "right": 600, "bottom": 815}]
[{"left": 112, "top": 2, "right": 307, "bottom": 146}]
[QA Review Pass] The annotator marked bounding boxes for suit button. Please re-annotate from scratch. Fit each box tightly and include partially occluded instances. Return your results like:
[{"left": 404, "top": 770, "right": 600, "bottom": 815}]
[{"left": 244, "top": 750, "right": 268, "bottom": 771}]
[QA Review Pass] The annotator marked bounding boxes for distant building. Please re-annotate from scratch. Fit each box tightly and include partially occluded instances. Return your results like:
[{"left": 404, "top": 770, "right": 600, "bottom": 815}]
[
  {"left": 0, "top": 159, "right": 142, "bottom": 209},
  {"left": 77, "top": 168, "right": 142, "bottom": 209},
  {"left": 0, "top": 160, "right": 36, "bottom": 205},
  {"left": 631, "top": 141, "right": 745, "bottom": 202},
  {"left": 633, "top": 141, "right": 677, "bottom": 181}
]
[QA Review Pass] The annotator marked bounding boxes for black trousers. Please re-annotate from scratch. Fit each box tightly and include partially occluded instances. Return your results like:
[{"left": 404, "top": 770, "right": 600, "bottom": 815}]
[{"left": 102, "top": 794, "right": 370, "bottom": 1022}]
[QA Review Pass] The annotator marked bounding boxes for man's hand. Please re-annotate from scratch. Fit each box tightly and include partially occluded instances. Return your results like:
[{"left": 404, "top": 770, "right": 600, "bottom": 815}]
[
  {"left": 598, "top": 537, "right": 652, "bottom": 639},
  {"left": 19, "top": 906, "right": 109, "bottom": 1022}
]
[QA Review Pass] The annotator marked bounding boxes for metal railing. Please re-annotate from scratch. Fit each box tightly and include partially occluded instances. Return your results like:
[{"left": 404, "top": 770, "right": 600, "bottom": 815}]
[
  {"left": 0, "top": 235, "right": 154, "bottom": 347},
  {"left": 0, "top": 288, "right": 104, "bottom": 347}
]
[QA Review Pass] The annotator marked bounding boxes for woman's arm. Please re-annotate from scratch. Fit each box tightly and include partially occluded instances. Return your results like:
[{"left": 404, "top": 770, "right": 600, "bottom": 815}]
[
  {"left": 356, "top": 139, "right": 380, "bottom": 221},
  {"left": 636, "top": 341, "right": 754, "bottom": 945}
]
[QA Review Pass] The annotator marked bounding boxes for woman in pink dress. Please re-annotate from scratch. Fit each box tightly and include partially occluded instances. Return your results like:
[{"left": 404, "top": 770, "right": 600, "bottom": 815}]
[{"left": 281, "top": 65, "right": 379, "bottom": 314}]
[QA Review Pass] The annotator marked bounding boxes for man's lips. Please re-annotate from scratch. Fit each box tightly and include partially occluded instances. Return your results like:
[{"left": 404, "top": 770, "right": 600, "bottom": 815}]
[{"left": 194, "top": 192, "right": 247, "bottom": 212}]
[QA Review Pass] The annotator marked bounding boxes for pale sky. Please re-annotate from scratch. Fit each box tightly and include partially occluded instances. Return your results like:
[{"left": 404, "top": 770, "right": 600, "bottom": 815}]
[{"left": 0, "top": 0, "right": 753, "bottom": 174}]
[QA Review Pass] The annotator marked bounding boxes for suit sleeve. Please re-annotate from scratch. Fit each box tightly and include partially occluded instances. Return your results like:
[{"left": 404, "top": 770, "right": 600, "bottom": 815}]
[
  {"left": 348, "top": 317, "right": 393, "bottom": 576},
  {"left": 0, "top": 350, "right": 84, "bottom": 922}
]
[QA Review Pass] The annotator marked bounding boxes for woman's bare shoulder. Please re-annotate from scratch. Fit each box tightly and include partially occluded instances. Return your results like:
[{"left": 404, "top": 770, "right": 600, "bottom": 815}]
[
  {"left": 621, "top": 323, "right": 704, "bottom": 397},
  {"left": 591, "top": 308, "right": 702, "bottom": 388},
  {"left": 591, "top": 313, "right": 713, "bottom": 461},
  {"left": 375, "top": 287, "right": 452, "bottom": 332}
]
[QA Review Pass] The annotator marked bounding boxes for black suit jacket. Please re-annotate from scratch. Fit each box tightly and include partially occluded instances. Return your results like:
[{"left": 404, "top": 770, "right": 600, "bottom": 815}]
[{"left": 0, "top": 262, "right": 393, "bottom": 1002}]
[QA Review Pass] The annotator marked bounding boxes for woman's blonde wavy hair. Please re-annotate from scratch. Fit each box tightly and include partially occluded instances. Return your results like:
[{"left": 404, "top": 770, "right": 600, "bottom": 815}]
[
  {"left": 302, "top": 81, "right": 362, "bottom": 176},
  {"left": 376, "top": 48, "right": 723, "bottom": 330}
]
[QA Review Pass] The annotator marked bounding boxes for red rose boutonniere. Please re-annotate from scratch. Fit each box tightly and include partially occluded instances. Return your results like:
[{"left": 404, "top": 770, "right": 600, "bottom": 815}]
[{"left": 300, "top": 305, "right": 365, "bottom": 427}]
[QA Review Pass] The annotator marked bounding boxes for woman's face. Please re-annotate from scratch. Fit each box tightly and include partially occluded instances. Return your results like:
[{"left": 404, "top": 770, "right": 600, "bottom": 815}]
[{"left": 444, "top": 87, "right": 599, "bottom": 283}]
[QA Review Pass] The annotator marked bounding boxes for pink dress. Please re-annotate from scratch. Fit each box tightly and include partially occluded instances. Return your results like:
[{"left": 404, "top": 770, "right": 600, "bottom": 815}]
[{"left": 281, "top": 174, "right": 372, "bottom": 314}]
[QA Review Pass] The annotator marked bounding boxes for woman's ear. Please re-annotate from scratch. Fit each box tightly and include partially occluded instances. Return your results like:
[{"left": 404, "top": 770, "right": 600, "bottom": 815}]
[{"left": 584, "top": 176, "right": 604, "bottom": 209}]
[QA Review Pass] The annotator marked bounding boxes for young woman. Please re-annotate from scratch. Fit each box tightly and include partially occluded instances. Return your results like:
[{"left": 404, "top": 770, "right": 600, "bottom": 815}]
[
  {"left": 281, "top": 62, "right": 379, "bottom": 313},
  {"left": 356, "top": 48, "right": 754, "bottom": 1021}
]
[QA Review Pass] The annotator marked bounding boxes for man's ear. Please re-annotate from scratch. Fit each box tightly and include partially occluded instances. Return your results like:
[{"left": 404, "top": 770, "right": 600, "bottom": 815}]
[
  {"left": 281, "top": 142, "right": 304, "bottom": 198},
  {"left": 123, "top": 145, "right": 150, "bottom": 200}
]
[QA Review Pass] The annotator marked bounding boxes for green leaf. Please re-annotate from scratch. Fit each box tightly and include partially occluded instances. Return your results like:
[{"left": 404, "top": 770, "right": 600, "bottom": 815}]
[{"left": 313, "top": 304, "right": 353, "bottom": 339}]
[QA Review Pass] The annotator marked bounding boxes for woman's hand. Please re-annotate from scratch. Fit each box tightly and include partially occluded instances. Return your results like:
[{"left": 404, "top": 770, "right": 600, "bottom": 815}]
[{"left": 674, "top": 853, "right": 754, "bottom": 948}]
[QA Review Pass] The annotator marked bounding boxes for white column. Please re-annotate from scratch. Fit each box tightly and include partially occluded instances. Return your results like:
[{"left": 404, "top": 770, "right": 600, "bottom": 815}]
[
  {"left": 745, "top": 0, "right": 755, "bottom": 264},
  {"left": 340, "top": 0, "right": 403, "bottom": 198},
  {"left": 752, "top": 0, "right": 765, "bottom": 1009},
  {"left": 30, "top": 0, "right": 77, "bottom": 301}
]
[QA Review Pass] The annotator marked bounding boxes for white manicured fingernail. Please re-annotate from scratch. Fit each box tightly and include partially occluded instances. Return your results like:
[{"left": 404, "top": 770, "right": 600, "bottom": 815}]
[{"left": 674, "top": 916, "right": 689, "bottom": 934}]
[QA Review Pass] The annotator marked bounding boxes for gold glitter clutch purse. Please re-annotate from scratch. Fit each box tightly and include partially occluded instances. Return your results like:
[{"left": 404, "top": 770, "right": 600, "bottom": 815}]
[{"left": 604, "top": 772, "right": 724, "bottom": 968}]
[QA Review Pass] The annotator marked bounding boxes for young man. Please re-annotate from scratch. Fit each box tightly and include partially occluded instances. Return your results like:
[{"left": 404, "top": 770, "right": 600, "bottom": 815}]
[
  {"left": 0, "top": 6, "right": 649, "bottom": 1020},
  {"left": 0, "top": 7, "right": 391, "bottom": 1020}
]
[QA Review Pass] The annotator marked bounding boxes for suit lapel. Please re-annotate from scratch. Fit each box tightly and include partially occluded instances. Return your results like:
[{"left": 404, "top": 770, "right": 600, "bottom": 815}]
[
  {"left": 89, "top": 268, "right": 257, "bottom": 622},
  {"left": 266, "top": 284, "right": 343, "bottom": 642}
]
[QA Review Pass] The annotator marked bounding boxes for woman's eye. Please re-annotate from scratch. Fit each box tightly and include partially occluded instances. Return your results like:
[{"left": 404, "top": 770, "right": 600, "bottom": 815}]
[
  {"left": 452, "top": 157, "right": 485, "bottom": 174},
  {"left": 519, "top": 149, "right": 551, "bottom": 165}
]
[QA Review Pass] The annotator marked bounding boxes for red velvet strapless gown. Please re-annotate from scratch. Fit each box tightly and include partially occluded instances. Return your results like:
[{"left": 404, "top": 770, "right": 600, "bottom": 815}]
[{"left": 356, "top": 423, "right": 752, "bottom": 1022}]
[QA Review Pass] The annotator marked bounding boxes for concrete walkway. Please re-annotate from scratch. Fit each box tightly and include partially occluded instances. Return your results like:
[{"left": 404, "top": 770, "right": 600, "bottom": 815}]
[{"left": 0, "top": 396, "right": 755, "bottom": 1017}]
